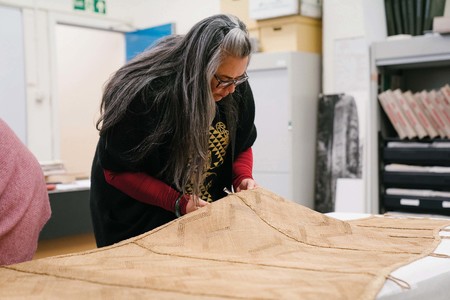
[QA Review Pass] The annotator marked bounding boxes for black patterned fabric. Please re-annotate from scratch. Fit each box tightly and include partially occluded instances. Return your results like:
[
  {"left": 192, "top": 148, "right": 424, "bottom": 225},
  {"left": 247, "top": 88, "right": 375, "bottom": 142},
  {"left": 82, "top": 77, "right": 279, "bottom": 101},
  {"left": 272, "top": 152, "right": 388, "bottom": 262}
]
[
  {"left": 314, "top": 94, "right": 361, "bottom": 213},
  {"left": 90, "top": 81, "right": 256, "bottom": 247}
]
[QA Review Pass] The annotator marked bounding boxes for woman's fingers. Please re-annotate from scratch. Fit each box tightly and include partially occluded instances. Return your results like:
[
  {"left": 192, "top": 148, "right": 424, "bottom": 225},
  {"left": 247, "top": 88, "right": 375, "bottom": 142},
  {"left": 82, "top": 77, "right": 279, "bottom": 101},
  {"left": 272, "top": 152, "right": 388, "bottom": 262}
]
[{"left": 185, "top": 195, "right": 209, "bottom": 214}]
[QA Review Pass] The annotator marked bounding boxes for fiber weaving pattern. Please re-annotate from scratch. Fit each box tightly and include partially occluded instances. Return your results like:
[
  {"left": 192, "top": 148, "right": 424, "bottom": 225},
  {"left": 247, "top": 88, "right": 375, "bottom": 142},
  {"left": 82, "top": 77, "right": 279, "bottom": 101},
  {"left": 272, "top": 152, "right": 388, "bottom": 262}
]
[{"left": 1, "top": 187, "right": 449, "bottom": 299}]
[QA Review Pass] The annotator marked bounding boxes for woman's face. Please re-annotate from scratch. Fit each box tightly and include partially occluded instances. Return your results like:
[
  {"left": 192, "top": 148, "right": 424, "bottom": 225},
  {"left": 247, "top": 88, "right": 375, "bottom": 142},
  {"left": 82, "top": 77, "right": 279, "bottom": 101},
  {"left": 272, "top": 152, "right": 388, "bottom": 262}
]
[{"left": 211, "top": 55, "right": 249, "bottom": 102}]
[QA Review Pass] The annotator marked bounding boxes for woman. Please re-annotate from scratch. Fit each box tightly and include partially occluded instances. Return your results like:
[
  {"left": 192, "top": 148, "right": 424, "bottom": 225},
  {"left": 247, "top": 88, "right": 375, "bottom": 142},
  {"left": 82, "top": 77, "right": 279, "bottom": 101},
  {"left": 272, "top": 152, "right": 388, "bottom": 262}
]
[
  {"left": 90, "top": 14, "right": 257, "bottom": 247},
  {"left": 0, "top": 119, "right": 51, "bottom": 265}
]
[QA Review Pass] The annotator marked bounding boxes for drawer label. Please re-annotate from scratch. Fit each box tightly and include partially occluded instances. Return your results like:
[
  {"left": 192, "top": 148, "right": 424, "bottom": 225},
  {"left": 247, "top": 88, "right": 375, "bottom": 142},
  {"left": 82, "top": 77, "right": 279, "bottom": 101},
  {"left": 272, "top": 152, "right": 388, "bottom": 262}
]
[
  {"left": 400, "top": 198, "right": 420, "bottom": 206},
  {"left": 442, "top": 201, "right": 450, "bottom": 208}
]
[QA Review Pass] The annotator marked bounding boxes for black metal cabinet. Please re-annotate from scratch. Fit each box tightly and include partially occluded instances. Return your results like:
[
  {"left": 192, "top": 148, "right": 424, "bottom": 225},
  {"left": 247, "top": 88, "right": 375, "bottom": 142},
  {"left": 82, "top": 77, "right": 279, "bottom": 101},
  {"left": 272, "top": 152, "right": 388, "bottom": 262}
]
[
  {"left": 368, "top": 35, "right": 450, "bottom": 216},
  {"left": 40, "top": 188, "right": 93, "bottom": 240}
]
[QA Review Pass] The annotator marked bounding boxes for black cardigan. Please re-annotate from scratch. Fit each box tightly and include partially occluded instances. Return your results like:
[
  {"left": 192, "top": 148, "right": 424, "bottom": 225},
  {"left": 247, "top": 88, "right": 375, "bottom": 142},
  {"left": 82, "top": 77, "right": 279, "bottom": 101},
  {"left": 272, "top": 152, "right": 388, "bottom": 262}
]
[{"left": 90, "top": 81, "right": 257, "bottom": 247}]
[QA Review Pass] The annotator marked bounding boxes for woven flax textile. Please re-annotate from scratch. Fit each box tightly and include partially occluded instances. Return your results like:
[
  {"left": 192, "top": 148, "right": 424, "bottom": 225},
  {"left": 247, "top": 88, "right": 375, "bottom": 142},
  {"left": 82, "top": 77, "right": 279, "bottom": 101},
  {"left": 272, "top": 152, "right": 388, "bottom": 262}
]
[{"left": 1, "top": 187, "right": 449, "bottom": 299}]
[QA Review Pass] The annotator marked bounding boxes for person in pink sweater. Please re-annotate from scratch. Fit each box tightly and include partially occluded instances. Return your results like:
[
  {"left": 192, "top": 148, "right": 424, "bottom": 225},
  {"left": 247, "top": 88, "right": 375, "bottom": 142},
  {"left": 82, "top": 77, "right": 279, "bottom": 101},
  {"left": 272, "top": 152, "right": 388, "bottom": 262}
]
[{"left": 0, "top": 119, "right": 51, "bottom": 265}]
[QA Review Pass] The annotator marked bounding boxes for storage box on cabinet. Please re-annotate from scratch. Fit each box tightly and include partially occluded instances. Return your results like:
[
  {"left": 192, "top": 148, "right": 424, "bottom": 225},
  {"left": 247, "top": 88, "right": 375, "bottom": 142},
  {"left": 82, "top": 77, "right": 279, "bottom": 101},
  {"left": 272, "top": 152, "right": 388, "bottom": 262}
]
[
  {"left": 220, "top": 0, "right": 258, "bottom": 29},
  {"left": 257, "top": 15, "right": 321, "bottom": 53}
]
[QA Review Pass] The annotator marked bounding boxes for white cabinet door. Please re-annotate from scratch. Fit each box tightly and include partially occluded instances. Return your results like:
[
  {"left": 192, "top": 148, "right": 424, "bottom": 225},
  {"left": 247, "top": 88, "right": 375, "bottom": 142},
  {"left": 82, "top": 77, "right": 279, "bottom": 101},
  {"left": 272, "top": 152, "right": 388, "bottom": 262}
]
[{"left": 248, "top": 67, "right": 293, "bottom": 200}]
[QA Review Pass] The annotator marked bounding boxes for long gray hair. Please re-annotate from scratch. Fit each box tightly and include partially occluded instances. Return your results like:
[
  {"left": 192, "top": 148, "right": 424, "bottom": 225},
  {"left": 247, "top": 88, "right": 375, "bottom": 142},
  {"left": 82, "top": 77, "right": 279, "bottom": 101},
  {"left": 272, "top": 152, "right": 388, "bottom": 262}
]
[{"left": 96, "top": 14, "right": 252, "bottom": 197}]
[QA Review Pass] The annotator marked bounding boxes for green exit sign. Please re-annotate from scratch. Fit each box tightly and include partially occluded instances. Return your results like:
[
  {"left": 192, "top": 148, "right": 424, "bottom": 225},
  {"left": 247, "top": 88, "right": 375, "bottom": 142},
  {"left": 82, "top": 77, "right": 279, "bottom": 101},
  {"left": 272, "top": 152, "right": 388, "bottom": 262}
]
[{"left": 73, "top": 0, "right": 106, "bottom": 14}]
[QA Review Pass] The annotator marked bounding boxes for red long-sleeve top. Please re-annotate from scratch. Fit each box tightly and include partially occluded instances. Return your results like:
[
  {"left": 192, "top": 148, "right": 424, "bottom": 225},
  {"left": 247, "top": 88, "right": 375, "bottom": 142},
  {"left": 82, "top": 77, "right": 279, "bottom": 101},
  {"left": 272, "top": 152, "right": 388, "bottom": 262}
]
[{"left": 103, "top": 147, "right": 254, "bottom": 216}]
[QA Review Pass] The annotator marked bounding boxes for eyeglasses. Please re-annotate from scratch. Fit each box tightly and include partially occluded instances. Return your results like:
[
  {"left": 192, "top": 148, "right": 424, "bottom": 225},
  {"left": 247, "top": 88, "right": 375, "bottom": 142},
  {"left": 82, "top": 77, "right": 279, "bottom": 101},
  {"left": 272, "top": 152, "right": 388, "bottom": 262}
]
[{"left": 214, "top": 73, "right": 249, "bottom": 88}]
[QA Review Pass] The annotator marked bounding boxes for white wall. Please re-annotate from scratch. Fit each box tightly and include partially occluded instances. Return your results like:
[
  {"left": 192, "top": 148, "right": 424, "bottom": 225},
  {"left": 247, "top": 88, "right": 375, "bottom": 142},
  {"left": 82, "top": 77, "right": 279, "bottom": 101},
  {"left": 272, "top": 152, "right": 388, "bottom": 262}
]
[
  {"left": 55, "top": 24, "right": 125, "bottom": 176},
  {"left": 0, "top": 6, "right": 26, "bottom": 143},
  {"left": 1, "top": 0, "right": 390, "bottom": 211},
  {"left": 0, "top": 0, "right": 136, "bottom": 161},
  {"left": 0, "top": 0, "right": 220, "bottom": 163},
  {"left": 129, "top": 0, "right": 220, "bottom": 34},
  {"left": 322, "top": 0, "right": 387, "bottom": 213},
  {"left": 322, "top": 0, "right": 386, "bottom": 94}
]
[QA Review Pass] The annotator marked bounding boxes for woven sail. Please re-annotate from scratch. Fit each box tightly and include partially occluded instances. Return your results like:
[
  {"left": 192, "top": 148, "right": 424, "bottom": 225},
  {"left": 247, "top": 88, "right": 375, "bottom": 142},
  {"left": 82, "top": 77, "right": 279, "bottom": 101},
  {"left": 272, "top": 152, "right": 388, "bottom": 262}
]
[{"left": 1, "top": 187, "right": 449, "bottom": 299}]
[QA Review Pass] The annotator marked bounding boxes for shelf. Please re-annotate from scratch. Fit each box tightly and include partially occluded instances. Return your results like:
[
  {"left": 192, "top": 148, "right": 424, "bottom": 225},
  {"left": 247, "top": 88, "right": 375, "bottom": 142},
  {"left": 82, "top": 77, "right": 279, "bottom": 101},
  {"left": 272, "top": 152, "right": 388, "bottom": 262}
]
[
  {"left": 384, "top": 194, "right": 450, "bottom": 216},
  {"left": 383, "top": 171, "right": 450, "bottom": 190},
  {"left": 372, "top": 35, "right": 450, "bottom": 68},
  {"left": 383, "top": 147, "right": 450, "bottom": 166},
  {"left": 369, "top": 35, "right": 450, "bottom": 216}
]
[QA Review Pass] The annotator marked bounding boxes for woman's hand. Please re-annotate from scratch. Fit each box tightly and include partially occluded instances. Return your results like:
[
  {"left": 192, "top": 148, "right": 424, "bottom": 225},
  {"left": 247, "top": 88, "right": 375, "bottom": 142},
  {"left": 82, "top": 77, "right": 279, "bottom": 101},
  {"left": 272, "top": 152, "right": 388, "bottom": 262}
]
[
  {"left": 185, "top": 195, "right": 209, "bottom": 214},
  {"left": 235, "top": 178, "right": 258, "bottom": 192}
]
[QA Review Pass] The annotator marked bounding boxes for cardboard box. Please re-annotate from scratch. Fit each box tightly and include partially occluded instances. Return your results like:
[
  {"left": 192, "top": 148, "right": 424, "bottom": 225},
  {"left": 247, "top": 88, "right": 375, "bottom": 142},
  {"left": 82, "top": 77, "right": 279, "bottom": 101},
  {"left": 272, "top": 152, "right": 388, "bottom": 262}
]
[
  {"left": 220, "top": 0, "right": 258, "bottom": 30},
  {"left": 258, "top": 15, "right": 322, "bottom": 53},
  {"left": 249, "top": 0, "right": 322, "bottom": 20},
  {"left": 248, "top": 27, "right": 261, "bottom": 52}
]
